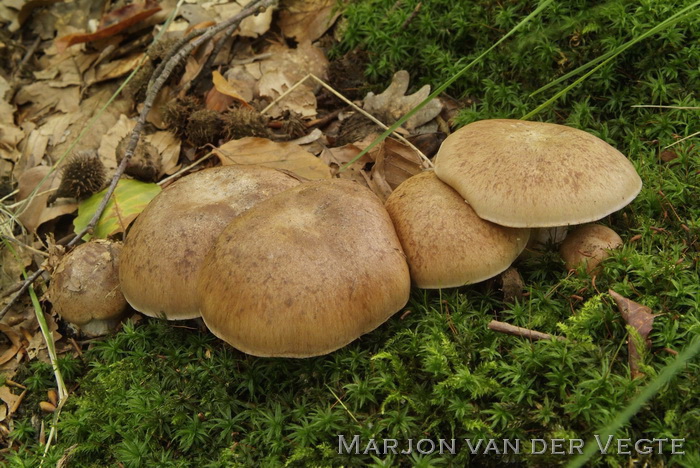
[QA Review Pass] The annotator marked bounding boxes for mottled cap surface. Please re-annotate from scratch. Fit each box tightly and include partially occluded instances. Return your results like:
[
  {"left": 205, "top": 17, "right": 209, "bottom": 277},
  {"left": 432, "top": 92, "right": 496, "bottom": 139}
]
[
  {"left": 120, "top": 165, "right": 301, "bottom": 320},
  {"left": 197, "top": 179, "right": 411, "bottom": 358},
  {"left": 434, "top": 119, "right": 642, "bottom": 228},
  {"left": 385, "top": 171, "right": 529, "bottom": 288}
]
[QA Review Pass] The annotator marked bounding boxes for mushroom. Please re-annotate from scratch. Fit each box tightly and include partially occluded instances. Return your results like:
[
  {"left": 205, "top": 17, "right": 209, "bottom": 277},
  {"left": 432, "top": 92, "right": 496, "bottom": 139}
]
[
  {"left": 385, "top": 171, "right": 530, "bottom": 288},
  {"left": 119, "top": 165, "right": 301, "bottom": 320},
  {"left": 48, "top": 240, "right": 126, "bottom": 336},
  {"left": 559, "top": 224, "right": 623, "bottom": 273},
  {"left": 197, "top": 179, "right": 411, "bottom": 357},
  {"left": 434, "top": 119, "right": 642, "bottom": 236}
]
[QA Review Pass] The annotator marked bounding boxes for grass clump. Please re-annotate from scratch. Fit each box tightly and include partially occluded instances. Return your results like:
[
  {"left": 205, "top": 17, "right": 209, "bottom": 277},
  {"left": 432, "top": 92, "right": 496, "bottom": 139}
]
[{"left": 6, "top": 0, "right": 700, "bottom": 466}]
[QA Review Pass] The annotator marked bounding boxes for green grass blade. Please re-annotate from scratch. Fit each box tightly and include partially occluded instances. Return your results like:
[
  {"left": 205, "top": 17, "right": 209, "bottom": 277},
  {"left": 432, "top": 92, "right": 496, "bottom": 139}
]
[
  {"left": 566, "top": 336, "right": 700, "bottom": 468},
  {"left": 338, "top": 0, "right": 554, "bottom": 172},
  {"left": 527, "top": 0, "right": 700, "bottom": 100},
  {"left": 531, "top": 1, "right": 700, "bottom": 98}
]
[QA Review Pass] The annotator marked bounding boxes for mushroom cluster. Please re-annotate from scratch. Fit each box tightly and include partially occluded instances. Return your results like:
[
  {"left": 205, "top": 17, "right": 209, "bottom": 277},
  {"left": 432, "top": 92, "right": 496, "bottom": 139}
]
[
  {"left": 382, "top": 119, "right": 641, "bottom": 290},
  {"left": 116, "top": 167, "right": 410, "bottom": 357},
  {"left": 52, "top": 119, "right": 641, "bottom": 354}
]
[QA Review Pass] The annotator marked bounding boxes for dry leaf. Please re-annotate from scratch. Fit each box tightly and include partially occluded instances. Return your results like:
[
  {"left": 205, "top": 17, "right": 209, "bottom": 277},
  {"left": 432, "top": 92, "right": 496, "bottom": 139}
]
[
  {"left": 16, "top": 166, "right": 78, "bottom": 233},
  {"left": 0, "top": 324, "right": 22, "bottom": 366},
  {"left": 99, "top": 114, "right": 181, "bottom": 179},
  {"left": 211, "top": 70, "right": 252, "bottom": 108},
  {"left": 278, "top": 0, "right": 341, "bottom": 43},
  {"left": 91, "top": 53, "right": 145, "bottom": 85},
  {"left": 363, "top": 70, "right": 443, "bottom": 131},
  {"left": 0, "top": 386, "right": 20, "bottom": 410},
  {"left": 55, "top": 1, "right": 161, "bottom": 53},
  {"left": 199, "top": 0, "right": 274, "bottom": 38},
  {"left": 226, "top": 40, "right": 328, "bottom": 117},
  {"left": 15, "top": 82, "right": 80, "bottom": 118},
  {"left": 319, "top": 144, "right": 369, "bottom": 186},
  {"left": 215, "top": 137, "right": 331, "bottom": 180},
  {"left": 364, "top": 138, "right": 425, "bottom": 189},
  {"left": 0, "top": 100, "right": 24, "bottom": 162},
  {"left": 609, "top": 289, "right": 658, "bottom": 379}
]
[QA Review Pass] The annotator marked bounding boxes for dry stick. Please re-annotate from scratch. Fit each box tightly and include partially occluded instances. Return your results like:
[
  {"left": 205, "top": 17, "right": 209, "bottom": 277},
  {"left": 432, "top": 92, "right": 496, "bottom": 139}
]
[
  {"left": 260, "top": 73, "right": 433, "bottom": 168},
  {"left": 0, "top": 269, "right": 43, "bottom": 320},
  {"left": 0, "top": 0, "right": 276, "bottom": 320},
  {"left": 488, "top": 320, "right": 566, "bottom": 342},
  {"left": 186, "top": 22, "right": 239, "bottom": 94}
]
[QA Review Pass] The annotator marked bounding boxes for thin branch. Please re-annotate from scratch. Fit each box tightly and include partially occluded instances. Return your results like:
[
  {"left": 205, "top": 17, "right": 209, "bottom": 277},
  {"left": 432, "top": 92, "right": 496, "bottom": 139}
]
[{"left": 488, "top": 320, "right": 566, "bottom": 341}]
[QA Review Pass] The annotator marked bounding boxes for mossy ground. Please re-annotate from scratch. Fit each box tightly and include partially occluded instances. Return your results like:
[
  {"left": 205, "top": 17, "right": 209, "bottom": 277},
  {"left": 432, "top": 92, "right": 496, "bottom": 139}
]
[{"left": 5, "top": 0, "right": 700, "bottom": 466}]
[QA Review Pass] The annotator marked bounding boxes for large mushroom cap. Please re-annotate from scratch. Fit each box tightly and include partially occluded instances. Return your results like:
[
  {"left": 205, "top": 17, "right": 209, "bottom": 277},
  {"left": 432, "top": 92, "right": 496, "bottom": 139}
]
[
  {"left": 48, "top": 240, "right": 126, "bottom": 336},
  {"left": 120, "top": 165, "right": 301, "bottom": 320},
  {"left": 197, "top": 179, "right": 411, "bottom": 358},
  {"left": 385, "top": 171, "right": 529, "bottom": 288},
  {"left": 434, "top": 119, "right": 642, "bottom": 228}
]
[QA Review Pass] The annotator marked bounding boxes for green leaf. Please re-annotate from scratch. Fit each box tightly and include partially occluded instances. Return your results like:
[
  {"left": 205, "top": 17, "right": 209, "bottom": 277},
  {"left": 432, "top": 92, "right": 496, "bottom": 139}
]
[{"left": 73, "top": 179, "right": 161, "bottom": 240}]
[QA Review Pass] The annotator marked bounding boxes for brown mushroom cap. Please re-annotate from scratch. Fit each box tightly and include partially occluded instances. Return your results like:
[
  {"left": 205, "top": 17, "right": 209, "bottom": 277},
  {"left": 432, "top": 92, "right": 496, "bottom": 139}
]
[
  {"left": 120, "top": 165, "right": 301, "bottom": 320},
  {"left": 385, "top": 171, "right": 530, "bottom": 288},
  {"left": 434, "top": 119, "right": 642, "bottom": 228},
  {"left": 559, "top": 224, "right": 623, "bottom": 272},
  {"left": 48, "top": 240, "right": 126, "bottom": 336},
  {"left": 197, "top": 179, "right": 411, "bottom": 358}
]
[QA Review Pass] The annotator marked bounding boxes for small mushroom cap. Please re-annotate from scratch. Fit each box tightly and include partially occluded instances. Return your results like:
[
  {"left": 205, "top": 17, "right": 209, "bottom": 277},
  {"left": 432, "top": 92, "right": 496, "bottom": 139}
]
[
  {"left": 120, "top": 165, "right": 301, "bottom": 320},
  {"left": 385, "top": 171, "right": 530, "bottom": 288},
  {"left": 560, "top": 224, "right": 623, "bottom": 272},
  {"left": 434, "top": 119, "right": 642, "bottom": 228},
  {"left": 197, "top": 179, "right": 411, "bottom": 358},
  {"left": 48, "top": 240, "right": 126, "bottom": 334}
]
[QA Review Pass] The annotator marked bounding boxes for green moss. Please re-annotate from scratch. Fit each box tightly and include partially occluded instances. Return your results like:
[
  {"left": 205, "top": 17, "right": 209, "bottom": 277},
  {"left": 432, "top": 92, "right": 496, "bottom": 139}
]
[{"left": 8, "top": 0, "right": 700, "bottom": 466}]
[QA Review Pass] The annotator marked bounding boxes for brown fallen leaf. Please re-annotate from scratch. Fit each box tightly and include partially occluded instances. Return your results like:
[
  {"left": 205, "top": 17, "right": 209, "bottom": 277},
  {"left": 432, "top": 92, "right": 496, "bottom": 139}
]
[
  {"left": 226, "top": 40, "right": 327, "bottom": 118},
  {"left": 609, "top": 289, "right": 658, "bottom": 379},
  {"left": 55, "top": 1, "right": 162, "bottom": 53},
  {"left": 278, "top": 0, "right": 341, "bottom": 43},
  {"left": 215, "top": 137, "right": 332, "bottom": 180},
  {"left": 0, "top": 324, "right": 22, "bottom": 366},
  {"left": 211, "top": 70, "right": 252, "bottom": 109},
  {"left": 0, "top": 386, "right": 20, "bottom": 414},
  {"left": 16, "top": 166, "right": 78, "bottom": 233},
  {"left": 363, "top": 70, "right": 443, "bottom": 131},
  {"left": 100, "top": 114, "right": 181, "bottom": 179}
]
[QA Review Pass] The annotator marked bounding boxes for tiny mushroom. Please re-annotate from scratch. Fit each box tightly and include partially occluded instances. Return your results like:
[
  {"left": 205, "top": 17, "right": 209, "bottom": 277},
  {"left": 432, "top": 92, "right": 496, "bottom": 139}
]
[
  {"left": 197, "top": 179, "right": 411, "bottom": 358},
  {"left": 559, "top": 224, "right": 623, "bottom": 273},
  {"left": 385, "top": 171, "right": 530, "bottom": 288},
  {"left": 119, "top": 165, "right": 301, "bottom": 320},
  {"left": 48, "top": 240, "right": 126, "bottom": 336},
  {"left": 434, "top": 119, "right": 642, "bottom": 234}
]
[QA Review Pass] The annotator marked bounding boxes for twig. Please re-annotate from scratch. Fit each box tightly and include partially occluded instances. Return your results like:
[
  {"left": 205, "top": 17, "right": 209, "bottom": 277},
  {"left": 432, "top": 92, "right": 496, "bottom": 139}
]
[
  {"left": 0, "top": 269, "right": 44, "bottom": 320},
  {"left": 157, "top": 151, "right": 216, "bottom": 186},
  {"left": 488, "top": 320, "right": 566, "bottom": 341},
  {"left": 186, "top": 22, "right": 239, "bottom": 94},
  {"left": 13, "top": 36, "right": 41, "bottom": 79}
]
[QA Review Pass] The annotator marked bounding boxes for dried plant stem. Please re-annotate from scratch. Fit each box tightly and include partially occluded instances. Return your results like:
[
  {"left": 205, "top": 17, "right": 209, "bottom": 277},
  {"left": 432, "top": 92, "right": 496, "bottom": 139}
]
[
  {"left": 488, "top": 320, "right": 566, "bottom": 342},
  {"left": 260, "top": 73, "right": 433, "bottom": 168}
]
